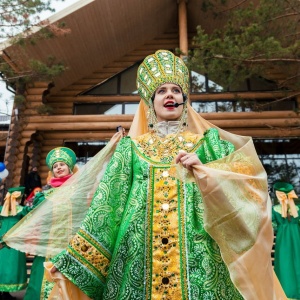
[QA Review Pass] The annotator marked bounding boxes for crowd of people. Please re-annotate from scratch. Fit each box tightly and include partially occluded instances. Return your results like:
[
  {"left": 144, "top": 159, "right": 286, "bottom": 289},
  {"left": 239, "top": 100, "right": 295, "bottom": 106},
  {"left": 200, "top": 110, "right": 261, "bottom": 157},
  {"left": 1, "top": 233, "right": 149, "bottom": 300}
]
[{"left": 0, "top": 50, "right": 297, "bottom": 300}]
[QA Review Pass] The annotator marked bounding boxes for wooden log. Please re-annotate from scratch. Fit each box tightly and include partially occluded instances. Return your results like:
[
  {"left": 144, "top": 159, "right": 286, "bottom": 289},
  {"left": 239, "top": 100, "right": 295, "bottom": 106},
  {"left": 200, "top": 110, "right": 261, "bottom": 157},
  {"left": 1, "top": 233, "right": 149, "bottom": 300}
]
[
  {"left": 41, "top": 140, "right": 64, "bottom": 146},
  {"left": 26, "top": 95, "right": 43, "bottom": 101},
  {"left": 52, "top": 109, "right": 73, "bottom": 115},
  {"left": 178, "top": 0, "right": 188, "bottom": 56},
  {"left": 210, "top": 118, "right": 300, "bottom": 128},
  {"left": 42, "top": 132, "right": 114, "bottom": 140},
  {"left": 46, "top": 91, "right": 298, "bottom": 103},
  {"left": 200, "top": 111, "right": 300, "bottom": 120},
  {"left": 227, "top": 128, "right": 300, "bottom": 138},
  {"left": 23, "top": 110, "right": 39, "bottom": 116},
  {"left": 45, "top": 102, "right": 72, "bottom": 108},
  {"left": 24, "top": 118, "right": 300, "bottom": 131},
  {"left": 27, "top": 114, "right": 133, "bottom": 123},
  {"left": 25, "top": 102, "right": 44, "bottom": 109},
  {"left": 25, "top": 111, "right": 300, "bottom": 123},
  {"left": 20, "top": 131, "right": 37, "bottom": 138},
  {"left": 75, "top": 78, "right": 108, "bottom": 85},
  {"left": 23, "top": 108, "right": 72, "bottom": 115},
  {"left": 14, "top": 161, "right": 24, "bottom": 168},
  {"left": 61, "top": 85, "right": 93, "bottom": 91},
  {"left": 47, "top": 95, "right": 140, "bottom": 103},
  {"left": 19, "top": 138, "right": 31, "bottom": 146},
  {"left": 50, "top": 90, "right": 78, "bottom": 97},
  {"left": 26, "top": 88, "right": 47, "bottom": 95},
  {"left": 190, "top": 91, "right": 298, "bottom": 101},
  {"left": 25, "top": 122, "right": 132, "bottom": 131},
  {"left": 27, "top": 82, "right": 50, "bottom": 88},
  {"left": 17, "top": 153, "right": 25, "bottom": 160}
]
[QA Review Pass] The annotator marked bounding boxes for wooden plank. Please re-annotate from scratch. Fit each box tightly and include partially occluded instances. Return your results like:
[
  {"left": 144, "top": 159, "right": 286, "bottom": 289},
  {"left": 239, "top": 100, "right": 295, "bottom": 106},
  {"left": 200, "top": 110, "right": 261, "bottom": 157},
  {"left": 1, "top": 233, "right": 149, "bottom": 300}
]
[
  {"left": 226, "top": 128, "right": 300, "bottom": 138},
  {"left": 26, "top": 122, "right": 132, "bottom": 131},
  {"left": 26, "top": 88, "right": 48, "bottom": 95},
  {"left": 27, "top": 115, "right": 133, "bottom": 123},
  {"left": 43, "top": 131, "right": 114, "bottom": 139},
  {"left": 47, "top": 92, "right": 298, "bottom": 103},
  {"left": 25, "top": 112, "right": 300, "bottom": 123},
  {"left": 190, "top": 91, "right": 298, "bottom": 101}
]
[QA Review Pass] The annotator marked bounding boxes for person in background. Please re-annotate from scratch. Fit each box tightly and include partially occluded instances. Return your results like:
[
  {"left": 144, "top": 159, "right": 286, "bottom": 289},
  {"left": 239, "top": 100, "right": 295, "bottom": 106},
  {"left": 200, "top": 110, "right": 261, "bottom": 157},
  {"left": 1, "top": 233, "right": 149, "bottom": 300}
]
[
  {"left": 0, "top": 187, "right": 42, "bottom": 300},
  {"left": 23, "top": 147, "right": 77, "bottom": 300},
  {"left": 272, "top": 182, "right": 300, "bottom": 299},
  {"left": 25, "top": 166, "right": 42, "bottom": 198},
  {"left": 24, "top": 187, "right": 43, "bottom": 207}
]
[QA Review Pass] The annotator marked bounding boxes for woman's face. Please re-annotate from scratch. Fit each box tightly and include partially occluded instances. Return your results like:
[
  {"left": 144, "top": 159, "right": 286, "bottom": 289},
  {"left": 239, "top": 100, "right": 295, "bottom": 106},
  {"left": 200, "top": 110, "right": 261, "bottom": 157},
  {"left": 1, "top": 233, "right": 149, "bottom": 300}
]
[
  {"left": 153, "top": 83, "right": 184, "bottom": 122},
  {"left": 52, "top": 162, "right": 70, "bottom": 178}
]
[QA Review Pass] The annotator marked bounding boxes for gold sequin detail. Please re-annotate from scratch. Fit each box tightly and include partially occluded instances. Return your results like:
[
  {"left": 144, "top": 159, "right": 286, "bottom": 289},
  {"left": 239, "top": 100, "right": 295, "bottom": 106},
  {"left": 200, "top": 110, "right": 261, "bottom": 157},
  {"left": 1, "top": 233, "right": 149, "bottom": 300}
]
[{"left": 69, "top": 230, "right": 111, "bottom": 277}]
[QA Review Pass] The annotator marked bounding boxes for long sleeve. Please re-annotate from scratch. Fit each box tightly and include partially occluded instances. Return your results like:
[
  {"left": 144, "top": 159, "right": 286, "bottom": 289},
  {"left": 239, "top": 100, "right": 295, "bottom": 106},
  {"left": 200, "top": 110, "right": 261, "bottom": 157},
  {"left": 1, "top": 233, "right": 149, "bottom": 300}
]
[
  {"left": 197, "top": 128, "right": 235, "bottom": 163},
  {"left": 52, "top": 137, "right": 133, "bottom": 299}
]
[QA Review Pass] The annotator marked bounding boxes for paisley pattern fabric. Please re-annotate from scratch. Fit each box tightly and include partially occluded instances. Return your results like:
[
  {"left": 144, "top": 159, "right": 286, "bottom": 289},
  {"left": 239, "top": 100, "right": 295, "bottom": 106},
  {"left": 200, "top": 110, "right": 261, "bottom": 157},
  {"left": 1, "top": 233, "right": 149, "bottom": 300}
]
[{"left": 52, "top": 128, "right": 243, "bottom": 300}]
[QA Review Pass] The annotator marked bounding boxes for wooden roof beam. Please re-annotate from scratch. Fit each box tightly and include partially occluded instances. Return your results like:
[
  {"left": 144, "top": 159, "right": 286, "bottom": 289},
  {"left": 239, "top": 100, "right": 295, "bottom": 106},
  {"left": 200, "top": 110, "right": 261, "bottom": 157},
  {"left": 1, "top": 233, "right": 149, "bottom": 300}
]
[
  {"left": 178, "top": 0, "right": 188, "bottom": 56},
  {"left": 47, "top": 91, "right": 300, "bottom": 103}
]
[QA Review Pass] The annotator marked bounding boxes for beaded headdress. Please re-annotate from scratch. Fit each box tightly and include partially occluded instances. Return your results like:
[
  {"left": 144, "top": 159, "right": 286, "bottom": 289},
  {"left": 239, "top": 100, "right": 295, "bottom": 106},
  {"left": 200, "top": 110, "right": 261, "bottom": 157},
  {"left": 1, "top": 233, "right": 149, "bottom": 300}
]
[
  {"left": 46, "top": 147, "right": 76, "bottom": 171},
  {"left": 137, "top": 50, "right": 190, "bottom": 105}
]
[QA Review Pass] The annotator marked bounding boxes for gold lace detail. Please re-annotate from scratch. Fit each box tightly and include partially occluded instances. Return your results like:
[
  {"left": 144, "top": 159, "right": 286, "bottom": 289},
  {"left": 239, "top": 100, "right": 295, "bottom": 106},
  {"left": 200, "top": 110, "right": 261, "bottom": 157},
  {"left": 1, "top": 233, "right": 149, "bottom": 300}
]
[{"left": 134, "top": 131, "right": 202, "bottom": 164}]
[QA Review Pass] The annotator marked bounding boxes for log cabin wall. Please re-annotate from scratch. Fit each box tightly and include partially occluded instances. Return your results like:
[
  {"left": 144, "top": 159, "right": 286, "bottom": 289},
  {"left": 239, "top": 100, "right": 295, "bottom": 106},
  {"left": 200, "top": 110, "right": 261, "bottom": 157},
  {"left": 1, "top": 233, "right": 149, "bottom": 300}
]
[
  {"left": 2, "top": 0, "right": 300, "bottom": 191},
  {"left": 4, "top": 32, "right": 300, "bottom": 188}
]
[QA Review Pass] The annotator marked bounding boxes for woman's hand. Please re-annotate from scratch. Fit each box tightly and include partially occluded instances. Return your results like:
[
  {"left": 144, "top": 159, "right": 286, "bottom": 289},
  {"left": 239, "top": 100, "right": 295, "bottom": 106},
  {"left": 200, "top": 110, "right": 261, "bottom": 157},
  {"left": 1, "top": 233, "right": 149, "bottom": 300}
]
[
  {"left": 175, "top": 150, "right": 202, "bottom": 171},
  {"left": 50, "top": 266, "right": 57, "bottom": 273}
]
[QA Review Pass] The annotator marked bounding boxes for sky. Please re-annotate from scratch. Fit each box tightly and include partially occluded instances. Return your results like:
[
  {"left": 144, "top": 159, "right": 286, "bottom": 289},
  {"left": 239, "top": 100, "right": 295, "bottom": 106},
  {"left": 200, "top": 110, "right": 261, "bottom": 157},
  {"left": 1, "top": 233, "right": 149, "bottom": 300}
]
[{"left": 0, "top": 0, "right": 80, "bottom": 120}]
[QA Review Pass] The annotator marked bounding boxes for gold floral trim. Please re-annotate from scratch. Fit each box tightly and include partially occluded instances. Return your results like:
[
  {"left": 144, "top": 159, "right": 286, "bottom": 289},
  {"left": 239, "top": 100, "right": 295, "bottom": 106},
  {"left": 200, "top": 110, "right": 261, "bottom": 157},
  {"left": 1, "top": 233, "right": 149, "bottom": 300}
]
[
  {"left": 68, "top": 230, "right": 111, "bottom": 278},
  {"left": 145, "top": 166, "right": 188, "bottom": 300}
]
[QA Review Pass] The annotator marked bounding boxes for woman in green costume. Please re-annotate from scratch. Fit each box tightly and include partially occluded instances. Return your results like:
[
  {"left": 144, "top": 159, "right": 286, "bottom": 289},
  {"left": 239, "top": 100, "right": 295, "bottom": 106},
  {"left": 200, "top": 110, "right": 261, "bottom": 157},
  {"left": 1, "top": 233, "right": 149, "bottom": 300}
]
[
  {"left": 2, "top": 50, "right": 287, "bottom": 300},
  {"left": 46, "top": 50, "right": 286, "bottom": 300},
  {"left": 23, "top": 147, "right": 77, "bottom": 300},
  {"left": 0, "top": 186, "right": 41, "bottom": 300},
  {"left": 272, "top": 182, "right": 300, "bottom": 299}
]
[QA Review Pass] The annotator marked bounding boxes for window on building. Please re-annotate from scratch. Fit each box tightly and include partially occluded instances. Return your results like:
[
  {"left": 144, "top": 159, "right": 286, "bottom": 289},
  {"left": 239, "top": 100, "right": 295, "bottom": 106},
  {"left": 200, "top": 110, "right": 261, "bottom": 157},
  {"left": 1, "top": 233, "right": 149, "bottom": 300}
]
[
  {"left": 192, "top": 98, "right": 297, "bottom": 113},
  {"left": 81, "top": 63, "right": 140, "bottom": 96},
  {"left": 74, "top": 103, "right": 139, "bottom": 115},
  {"left": 254, "top": 139, "right": 300, "bottom": 197},
  {"left": 64, "top": 141, "right": 108, "bottom": 167}
]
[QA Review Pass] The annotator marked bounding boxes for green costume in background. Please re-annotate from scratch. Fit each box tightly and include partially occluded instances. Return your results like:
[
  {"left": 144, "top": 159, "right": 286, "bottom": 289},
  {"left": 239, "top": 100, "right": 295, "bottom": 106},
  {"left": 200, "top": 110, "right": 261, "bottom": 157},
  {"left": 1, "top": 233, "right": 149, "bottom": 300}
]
[
  {"left": 23, "top": 192, "right": 47, "bottom": 300},
  {"left": 24, "top": 147, "right": 77, "bottom": 300},
  {"left": 272, "top": 182, "right": 300, "bottom": 299},
  {"left": 52, "top": 128, "right": 243, "bottom": 300},
  {"left": 0, "top": 187, "right": 42, "bottom": 293}
]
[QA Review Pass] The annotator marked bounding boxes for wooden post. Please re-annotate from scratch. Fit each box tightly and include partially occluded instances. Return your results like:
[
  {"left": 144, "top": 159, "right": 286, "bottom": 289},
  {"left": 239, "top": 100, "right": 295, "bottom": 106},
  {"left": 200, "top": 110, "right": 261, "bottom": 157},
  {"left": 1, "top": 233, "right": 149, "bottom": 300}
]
[{"left": 178, "top": 0, "right": 188, "bottom": 57}]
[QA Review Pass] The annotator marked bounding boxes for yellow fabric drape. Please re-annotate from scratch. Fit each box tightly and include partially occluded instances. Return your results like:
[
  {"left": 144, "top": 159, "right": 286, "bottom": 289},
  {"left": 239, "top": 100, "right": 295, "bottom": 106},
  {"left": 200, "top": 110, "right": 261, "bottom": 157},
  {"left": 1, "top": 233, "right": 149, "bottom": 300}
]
[
  {"left": 0, "top": 191, "right": 21, "bottom": 216},
  {"left": 44, "top": 262, "right": 91, "bottom": 300},
  {"left": 275, "top": 190, "right": 299, "bottom": 218},
  {"left": 3, "top": 131, "right": 123, "bottom": 257},
  {"left": 190, "top": 141, "right": 287, "bottom": 299}
]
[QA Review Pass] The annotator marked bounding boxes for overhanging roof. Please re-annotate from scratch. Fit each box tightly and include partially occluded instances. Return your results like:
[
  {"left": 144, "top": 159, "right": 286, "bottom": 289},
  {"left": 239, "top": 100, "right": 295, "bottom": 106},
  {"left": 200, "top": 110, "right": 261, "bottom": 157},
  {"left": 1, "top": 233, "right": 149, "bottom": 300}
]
[{"left": 1, "top": 0, "right": 297, "bottom": 94}]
